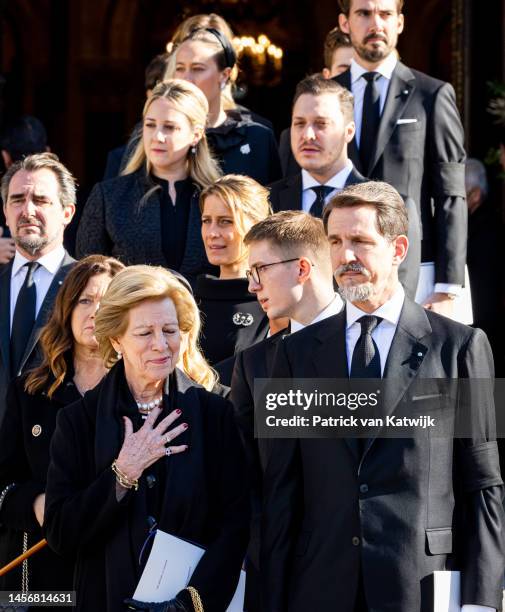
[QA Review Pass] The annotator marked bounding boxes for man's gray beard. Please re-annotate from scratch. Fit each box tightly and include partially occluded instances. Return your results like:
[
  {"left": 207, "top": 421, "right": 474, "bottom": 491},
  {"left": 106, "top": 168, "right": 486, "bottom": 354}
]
[
  {"left": 14, "top": 234, "right": 49, "bottom": 257},
  {"left": 338, "top": 282, "right": 374, "bottom": 303}
]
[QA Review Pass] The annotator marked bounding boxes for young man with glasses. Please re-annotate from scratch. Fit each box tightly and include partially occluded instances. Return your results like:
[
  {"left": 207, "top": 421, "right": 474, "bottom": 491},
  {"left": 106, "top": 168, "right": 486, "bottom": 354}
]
[{"left": 231, "top": 209, "right": 342, "bottom": 612}]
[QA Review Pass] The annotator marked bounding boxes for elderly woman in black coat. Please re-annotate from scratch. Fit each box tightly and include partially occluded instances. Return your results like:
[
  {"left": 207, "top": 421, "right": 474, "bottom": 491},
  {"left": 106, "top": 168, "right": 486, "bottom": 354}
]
[
  {"left": 44, "top": 265, "right": 249, "bottom": 612},
  {"left": 76, "top": 80, "right": 222, "bottom": 283},
  {"left": 0, "top": 255, "right": 124, "bottom": 604}
]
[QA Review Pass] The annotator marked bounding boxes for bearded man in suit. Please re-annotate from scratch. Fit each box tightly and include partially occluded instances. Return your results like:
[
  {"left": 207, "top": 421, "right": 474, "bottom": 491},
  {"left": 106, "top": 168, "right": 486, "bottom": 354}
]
[
  {"left": 0, "top": 153, "right": 76, "bottom": 427},
  {"left": 261, "top": 182, "right": 504, "bottom": 612},
  {"left": 335, "top": 0, "right": 467, "bottom": 320}
]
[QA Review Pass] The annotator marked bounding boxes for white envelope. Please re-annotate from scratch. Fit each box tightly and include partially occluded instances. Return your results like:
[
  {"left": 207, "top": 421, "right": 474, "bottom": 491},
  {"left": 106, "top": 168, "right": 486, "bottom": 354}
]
[
  {"left": 133, "top": 530, "right": 245, "bottom": 611},
  {"left": 433, "top": 571, "right": 461, "bottom": 612}
]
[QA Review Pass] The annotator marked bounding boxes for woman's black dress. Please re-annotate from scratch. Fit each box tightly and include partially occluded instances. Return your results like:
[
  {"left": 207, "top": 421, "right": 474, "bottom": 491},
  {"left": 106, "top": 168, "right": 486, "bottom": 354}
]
[{"left": 195, "top": 274, "right": 269, "bottom": 369}]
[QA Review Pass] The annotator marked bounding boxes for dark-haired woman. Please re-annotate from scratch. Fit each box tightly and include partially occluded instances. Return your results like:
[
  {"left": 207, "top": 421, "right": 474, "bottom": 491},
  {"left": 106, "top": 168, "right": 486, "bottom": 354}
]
[
  {"left": 173, "top": 28, "right": 281, "bottom": 185},
  {"left": 0, "top": 255, "right": 124, "bottom": 603}
]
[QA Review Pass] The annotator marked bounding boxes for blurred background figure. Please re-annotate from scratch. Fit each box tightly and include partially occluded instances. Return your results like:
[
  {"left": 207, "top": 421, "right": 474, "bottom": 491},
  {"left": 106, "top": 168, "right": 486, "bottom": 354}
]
[
  {"left": 321, "top": 27, "right": 355, "bottom": 79},
  {"left": 172, "top": 28, "right": 281, "bottom": 185},
  {"left": 0, "top": 116, "right": 49, "bottom": 264},
  {"left": 76, "top": 79, "right": 221, "bottom": 282},
  {"left": 103, "top": 53, "right": 172, "bottom": 181},
  {"left": 465, "top": 158, "right": 501, "bottom": 354},
  {"left": 196, "top": 174, "right": 270, "bottom": 382},
  {"left": 0, "top": 255, "right": 124, "bottom": 605}
]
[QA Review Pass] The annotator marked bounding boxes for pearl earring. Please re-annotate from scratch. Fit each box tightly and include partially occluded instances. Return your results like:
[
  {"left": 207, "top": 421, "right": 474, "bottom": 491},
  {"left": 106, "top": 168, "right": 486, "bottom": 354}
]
[
  {"left": 117, "top": 350, "right": 122, "bottom": 359},
  {"left": 191, "top": 145, "right": 196, "bottom": 155}
]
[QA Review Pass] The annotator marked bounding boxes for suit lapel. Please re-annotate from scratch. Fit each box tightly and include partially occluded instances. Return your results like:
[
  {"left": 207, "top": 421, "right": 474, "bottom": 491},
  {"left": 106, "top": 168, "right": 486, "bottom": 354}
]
[
  {"left": 361, "top": 298, "right": 431, "bottom": 459},
  {"left": 368, "top": 62, "right": 416, "bottom": 175},
  {"left": 20, "top": 252, "right": 75, "bottom": 371},
  {"left": 278, "top": 174, "right": 303, "bottom": 212},
  {"left": 344, "top": 166, "right": 367, "bottom": 187},
  {"left": 0, "top": 262, "right": 13, "bottom": 374},
  {"left": 310, "top": 312, "right": 348, "bottom": 378}
]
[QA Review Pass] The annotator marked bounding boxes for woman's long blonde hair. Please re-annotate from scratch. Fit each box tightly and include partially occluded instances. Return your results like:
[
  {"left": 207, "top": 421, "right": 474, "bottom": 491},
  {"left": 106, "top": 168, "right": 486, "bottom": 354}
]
[
  {"left": 122, "top": 79, "right": 221, "bottom": 189},
  {"left": 94, "top": 265, "right": 217, "bottom": 391}
]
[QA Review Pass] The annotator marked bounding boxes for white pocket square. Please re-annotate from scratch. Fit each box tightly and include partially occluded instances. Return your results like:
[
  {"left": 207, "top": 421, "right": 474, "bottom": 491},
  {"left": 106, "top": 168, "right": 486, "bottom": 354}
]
[{"left": 396, "top": 118, "right": 418, "bottom": 125}]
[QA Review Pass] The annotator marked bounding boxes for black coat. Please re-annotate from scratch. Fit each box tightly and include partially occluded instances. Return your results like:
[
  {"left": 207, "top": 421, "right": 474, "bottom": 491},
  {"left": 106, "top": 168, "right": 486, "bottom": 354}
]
[
  {"left": 75, "top": 169, "right": 214, "bottom": 283},
  {"left": 195, "top": 275, "right": 269, "bottom": 372},
  {"left": 44, "top": 363, "right": 249, "bottom": 612},
  {"left": 262, "top": 300, "right": 505, "bottom": 611},
  {"left": 0, "top": 373, "right": 79, "bottom": 603},
  {"left": 206, "top": 110, "right": 281, "bottom": 186},
  {"left": 0, "top": 252, "right": 75, "bottom": 428}
]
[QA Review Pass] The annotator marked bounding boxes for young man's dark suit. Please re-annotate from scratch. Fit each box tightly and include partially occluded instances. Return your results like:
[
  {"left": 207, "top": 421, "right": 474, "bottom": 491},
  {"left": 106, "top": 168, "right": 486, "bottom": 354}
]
[
  {"left": 267, "top": 169, "right": 421, "bottom": 299},
  {"left": 0, "top": 252, "right": 75, "bottom": 428},
  {"left": 268, "top": 166, "right": 366, "bottom": 215},
  {"left": 231, "top": 327, "right": 289, "bottom": 612},
  {"left": 335, "top": 63, "right": 467, "bottom": 286},
  {"left": 261, "top": 299, "right": 504, "bottom": 611}
]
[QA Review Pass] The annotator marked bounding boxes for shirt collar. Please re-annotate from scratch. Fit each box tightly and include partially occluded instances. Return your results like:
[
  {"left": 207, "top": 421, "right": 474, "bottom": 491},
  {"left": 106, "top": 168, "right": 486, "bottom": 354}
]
[
  {"left": 301, "top": 160, "right": 354, "bottom": 192},
  {"left": 345, "top": 284, "right": 404, "bottom": 329},
  {"left": 291, "top": 293, "right": 344, "bottom": 333},
  {"left": 350, "top": 53, "right": 398, "bottom": 85},
  {"left": 11, "top": 244, "right": 65, "bottom": 278}
]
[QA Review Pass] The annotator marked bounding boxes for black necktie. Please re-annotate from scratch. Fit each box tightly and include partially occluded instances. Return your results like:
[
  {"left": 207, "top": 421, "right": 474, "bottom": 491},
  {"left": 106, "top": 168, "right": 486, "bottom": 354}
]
[
  {"left": 360, "top": 71, "right": 381, "bottom": 173},
  {"left": 10, "top": 261, "right": 39, "bottom": 375},
  {"left": 350, "top": 315, "right": 382, "bottom": 458},
  {"left": 309, "top": 185, "right": 333, "bottom": 218},
  {"left": 350, "top": 315, "right": 383, "bottom": 379}
]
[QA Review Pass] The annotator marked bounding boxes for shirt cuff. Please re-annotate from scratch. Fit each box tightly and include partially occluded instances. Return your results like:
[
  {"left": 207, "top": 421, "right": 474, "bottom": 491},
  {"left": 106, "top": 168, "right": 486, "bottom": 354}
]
[
  {"left": 434, "top": 283, "right": 462, "bottom": 296},
  {"left": 461, "top": 606, "right": 496, "bottom": 611}
]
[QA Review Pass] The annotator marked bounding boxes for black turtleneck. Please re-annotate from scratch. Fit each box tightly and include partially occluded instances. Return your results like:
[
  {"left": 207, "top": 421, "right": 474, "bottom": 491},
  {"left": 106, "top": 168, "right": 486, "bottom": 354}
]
[{"left": 152, "top": 176, "right": 193, "bottom": 269}]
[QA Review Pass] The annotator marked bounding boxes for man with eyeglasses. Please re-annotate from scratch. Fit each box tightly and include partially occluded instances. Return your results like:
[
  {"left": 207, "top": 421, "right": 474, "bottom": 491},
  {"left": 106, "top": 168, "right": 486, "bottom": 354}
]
[{"left": 231, "top": 210, "right": 342, "bottom": 612}]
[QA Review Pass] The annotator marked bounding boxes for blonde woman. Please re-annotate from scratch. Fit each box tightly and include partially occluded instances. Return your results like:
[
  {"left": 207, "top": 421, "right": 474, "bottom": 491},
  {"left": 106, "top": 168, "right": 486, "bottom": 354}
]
[
  {"left": 196, "top": 175, "right": 271, "bottom": 375},
  {"left": 44, "top": 265, "right": 249, "bottom": 612},
  {"left": 76, "top": 79, "right": 221, "bottom": 282}
]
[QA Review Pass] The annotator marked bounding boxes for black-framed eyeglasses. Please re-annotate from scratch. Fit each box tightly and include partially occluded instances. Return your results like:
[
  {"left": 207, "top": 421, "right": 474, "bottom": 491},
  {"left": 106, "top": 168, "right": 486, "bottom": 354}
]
[{"left": 245, "top": 258, "right": 300, "bottom": 285}]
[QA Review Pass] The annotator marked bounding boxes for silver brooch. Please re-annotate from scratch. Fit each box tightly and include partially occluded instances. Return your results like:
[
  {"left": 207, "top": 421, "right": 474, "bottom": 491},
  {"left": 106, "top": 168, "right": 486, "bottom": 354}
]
[
  {"left": 240, "top": 143, "right": 251, "bottom": 155},
  {"left": 233, "top": 312, "right": 254, "bottom": 326},
  {"left": 32, "top": 424, "right": 42, "bottom": 437}
]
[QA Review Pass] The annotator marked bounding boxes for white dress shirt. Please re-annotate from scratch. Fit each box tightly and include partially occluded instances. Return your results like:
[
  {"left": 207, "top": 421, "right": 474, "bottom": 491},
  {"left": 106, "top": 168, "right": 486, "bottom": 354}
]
[
  {"left": 345, "top": 285, "right": 494, "bottom": 612},
  {"left": 301, "top": 160, "right": 354, "bottom": 213},
  {"left": 345, "top": 284, "right": 404, "bottom": 376},
  {"left": 291, "top": 293, "right": 344, "bottom": 333},
  {"left": 349, "top": 53, "right": 398, "bottom": 148},
  {"left": 9, "top": 245, "right": 66, "bottom": 333}
]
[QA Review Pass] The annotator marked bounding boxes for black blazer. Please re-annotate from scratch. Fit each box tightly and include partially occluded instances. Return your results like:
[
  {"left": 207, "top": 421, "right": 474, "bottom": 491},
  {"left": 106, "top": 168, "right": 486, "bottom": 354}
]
[
  {"left": 75, "top": 169, "right": 214, "bottom": 283},
  {"left": 268, "top": 169, "right": 421, "bottom": 299},
  {"left": 336, "top": 62, "right": 467, "bottom": 285},
  {"left": 230, "top": 328, "right": 288, "bottom": 612},
  {"left": 44, "top": 364, "right": 249, "bottom": 612},
  {"left": 261, "top": 299, "right": 505, "bottom": 611},
  {"left": 268, "top": 165, "right": 366, "bottom": 214},
  {"left": 0, "top": 373, "right": 79, "bottom": 596},
  {"left": 0, "top": 251, "right": 75, "bottom": 428}
]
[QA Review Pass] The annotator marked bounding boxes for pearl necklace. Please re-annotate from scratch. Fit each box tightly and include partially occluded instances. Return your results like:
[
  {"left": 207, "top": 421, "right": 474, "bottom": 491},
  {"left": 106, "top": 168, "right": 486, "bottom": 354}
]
[{"left": 135, "top": 395, "right": 163, "bottom": 413}]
